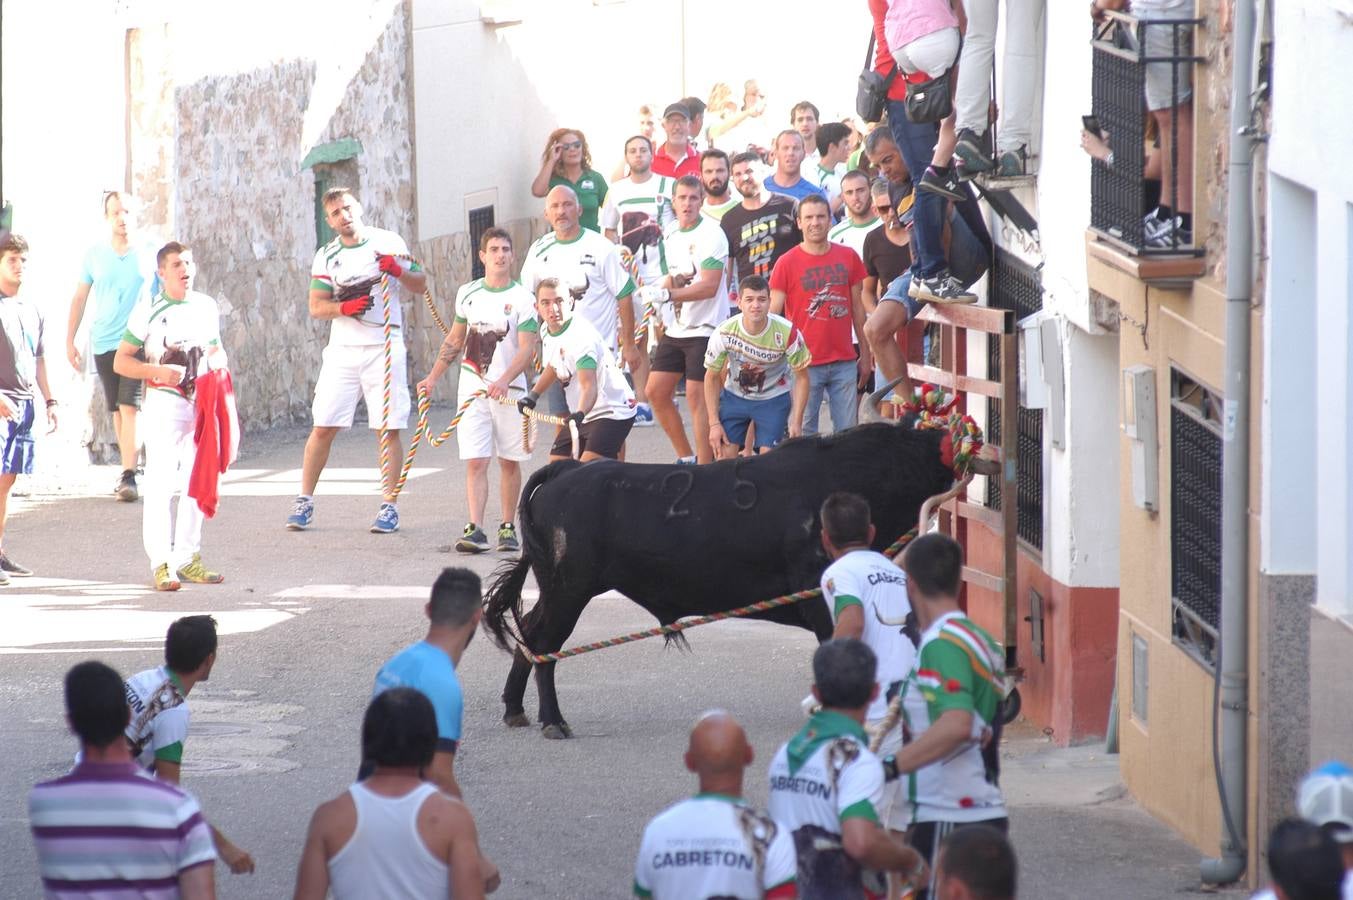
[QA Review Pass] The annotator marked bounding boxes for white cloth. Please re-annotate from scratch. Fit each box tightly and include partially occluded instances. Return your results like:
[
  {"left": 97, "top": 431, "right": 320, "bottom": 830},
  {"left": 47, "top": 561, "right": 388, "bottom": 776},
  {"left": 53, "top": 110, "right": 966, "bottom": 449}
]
[
  {"left": 541, "top": 316, "right": 636, "bottom": 423},
  {"left": 659, "top": 217, "right": 729, "bottom": 337},
  {"left": 520, "top": 228, "right": 634, "bottom": 352},
  {"left": 311, "top": 343, "right": 411, "bottom": 430},
  {"left": 311, "top": 227, "right": 413, "bottom": 347},
  {"left": 328, "top": 783, "right": 449, "bottom": 900},
  {"left": 122, "top": 289, "right": 221, "bottom": 402},
  {"left": 954, "top": 0, "right": 1044, "bottom": 151},
  {"left": 456, "top": 393, "right": 533, "bottom": 462},
  {"left": 633, "top": 795, "right": 797, "bottom": 899},
  {"left": 828, "top": 218, "right": 882, "bottom": 262},
  {"left": 891, "top": 24, "right": 961, "bottom": 76},
  {"left": 141, "top": 390, "right": 204, "bottom": 572},
  {"left": 821, "top": 549, "right": 917, "bottom": 721}
]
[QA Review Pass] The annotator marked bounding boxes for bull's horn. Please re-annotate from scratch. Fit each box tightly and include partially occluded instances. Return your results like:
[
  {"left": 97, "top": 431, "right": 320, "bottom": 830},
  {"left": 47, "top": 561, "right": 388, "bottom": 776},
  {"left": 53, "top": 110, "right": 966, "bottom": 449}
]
[
  {"left": 858, "top": 375, "right": 908, "bottom": 425},
  {"left": 969, "top": 453, "right": 1001, "bottom": 477}
]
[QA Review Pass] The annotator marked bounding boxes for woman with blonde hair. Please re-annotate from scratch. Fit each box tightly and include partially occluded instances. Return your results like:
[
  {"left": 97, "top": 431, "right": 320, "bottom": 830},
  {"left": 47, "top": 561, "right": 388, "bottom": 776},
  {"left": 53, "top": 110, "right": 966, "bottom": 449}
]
[
  {"left": 707, "top": 79, "right": 768, "bottom": 153},
  {"left": 531, "top": 127, "right": 608, "bottom": 232}
]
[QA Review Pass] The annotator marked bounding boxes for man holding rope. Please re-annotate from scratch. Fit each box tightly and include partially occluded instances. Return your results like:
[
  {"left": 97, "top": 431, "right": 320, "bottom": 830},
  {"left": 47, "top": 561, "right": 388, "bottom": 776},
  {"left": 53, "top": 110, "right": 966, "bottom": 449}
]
[
  {"left": 518, "top": 278, "right": 635, "bottom": 461},
  {"left": 286, "top": 187, "right": 426, "bottom": 535},
  {"left": 416, "top": 227, "right": 535, "bottom": 554}
]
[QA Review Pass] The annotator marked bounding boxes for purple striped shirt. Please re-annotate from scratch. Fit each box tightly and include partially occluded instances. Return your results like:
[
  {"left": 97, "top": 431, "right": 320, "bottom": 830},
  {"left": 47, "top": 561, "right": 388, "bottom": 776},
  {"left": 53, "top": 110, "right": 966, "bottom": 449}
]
[{"left": 28, "top": 761, "right": 216, "bottom": 899}]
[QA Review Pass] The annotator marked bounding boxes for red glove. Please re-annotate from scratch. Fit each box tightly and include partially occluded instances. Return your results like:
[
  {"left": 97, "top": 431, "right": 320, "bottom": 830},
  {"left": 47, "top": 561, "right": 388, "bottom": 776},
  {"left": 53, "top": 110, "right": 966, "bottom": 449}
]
[
  {"left": 376, "top": 254, "right": 403, "bottom": 278},
  {"left": 339, "top": 295, "right": 373, "bottom": 317}
]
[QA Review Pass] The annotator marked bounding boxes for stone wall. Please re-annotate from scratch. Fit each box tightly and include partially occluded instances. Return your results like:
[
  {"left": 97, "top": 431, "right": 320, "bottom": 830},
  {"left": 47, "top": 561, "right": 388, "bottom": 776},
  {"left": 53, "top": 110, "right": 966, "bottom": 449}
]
[{"left": 161, "top": 4, "right": 416, "bottom": 429}]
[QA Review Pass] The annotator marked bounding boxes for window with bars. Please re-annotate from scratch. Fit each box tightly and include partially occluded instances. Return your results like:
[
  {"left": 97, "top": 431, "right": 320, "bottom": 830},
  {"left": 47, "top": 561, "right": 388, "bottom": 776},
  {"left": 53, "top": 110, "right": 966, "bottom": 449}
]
[
  {"left": 1169, "top": 369, "right": 1222, "bottom": 669},
  {"left": 985, "top": 249, "right": 1044, "bottom": 550},
  {"left": 468, "top": 205, "right": 496, "bottom": 280}
]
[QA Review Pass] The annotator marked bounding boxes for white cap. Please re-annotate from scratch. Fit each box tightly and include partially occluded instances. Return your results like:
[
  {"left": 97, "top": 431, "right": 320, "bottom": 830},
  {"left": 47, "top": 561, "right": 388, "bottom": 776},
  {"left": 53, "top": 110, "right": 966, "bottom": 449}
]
[{"left": 1298, "top": 761, "right": 1353, "bottom": 843}]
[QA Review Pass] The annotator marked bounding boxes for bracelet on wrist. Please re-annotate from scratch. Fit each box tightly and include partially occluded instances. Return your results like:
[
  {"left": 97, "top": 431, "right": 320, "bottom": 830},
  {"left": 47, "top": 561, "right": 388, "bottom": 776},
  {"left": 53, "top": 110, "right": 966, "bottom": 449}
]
[{"left": 46, "top": 399, "right": 58, "bottom": 408}]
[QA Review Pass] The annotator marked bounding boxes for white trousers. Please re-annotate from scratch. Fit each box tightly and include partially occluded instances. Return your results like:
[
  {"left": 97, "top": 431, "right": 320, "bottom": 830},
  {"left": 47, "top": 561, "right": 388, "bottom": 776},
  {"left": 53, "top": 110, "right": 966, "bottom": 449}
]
[
  {"left": 954, "top": 0, "right": 1045, "bottom": 152},
  {"left": 141, "top": 391, "right": 203, "bottom": 572}
]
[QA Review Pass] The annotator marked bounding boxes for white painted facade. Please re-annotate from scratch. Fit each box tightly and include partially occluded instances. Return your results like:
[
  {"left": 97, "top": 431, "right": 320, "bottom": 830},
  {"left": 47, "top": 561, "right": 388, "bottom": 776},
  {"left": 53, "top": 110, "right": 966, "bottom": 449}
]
[
  {"left": 1263, "top": 0, "right": 1353, "bottom": 619},
  {"left": 988, "top": 4, "right": 1123, "bottom": 591},
  {"left": 410, "top": 0, "right": 874, "bottom": 242}
]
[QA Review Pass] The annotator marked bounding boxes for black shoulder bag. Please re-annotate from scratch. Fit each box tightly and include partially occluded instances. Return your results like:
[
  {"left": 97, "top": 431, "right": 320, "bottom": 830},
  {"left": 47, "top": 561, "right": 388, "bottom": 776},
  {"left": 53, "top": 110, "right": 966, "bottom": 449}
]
[{"left": 856, "top": 32, "right": 896, "bottom": 124}]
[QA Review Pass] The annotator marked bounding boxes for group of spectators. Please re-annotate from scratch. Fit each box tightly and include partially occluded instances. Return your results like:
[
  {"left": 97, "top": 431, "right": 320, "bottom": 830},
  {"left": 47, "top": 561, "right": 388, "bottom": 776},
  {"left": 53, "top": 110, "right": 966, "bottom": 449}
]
[{"left": 29, "top": 502, "right": 1027, "bottom": 899}]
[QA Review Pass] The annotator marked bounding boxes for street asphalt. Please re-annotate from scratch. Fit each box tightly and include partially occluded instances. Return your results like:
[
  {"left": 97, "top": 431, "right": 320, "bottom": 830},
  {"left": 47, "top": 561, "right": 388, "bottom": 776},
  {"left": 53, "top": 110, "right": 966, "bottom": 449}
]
[{"left": 0, "top": 403, "right": 1251, "bottom": 899}]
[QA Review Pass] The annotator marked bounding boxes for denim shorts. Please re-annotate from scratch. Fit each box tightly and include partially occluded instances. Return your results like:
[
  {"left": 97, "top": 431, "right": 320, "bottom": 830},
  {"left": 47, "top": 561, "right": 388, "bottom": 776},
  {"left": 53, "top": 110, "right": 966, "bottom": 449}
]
[
  {"left": 718, "top": 390, "right": 791, "bottom": 449},
  {"left": 0, "top": 398, "right": 36, "bottom": 475}
]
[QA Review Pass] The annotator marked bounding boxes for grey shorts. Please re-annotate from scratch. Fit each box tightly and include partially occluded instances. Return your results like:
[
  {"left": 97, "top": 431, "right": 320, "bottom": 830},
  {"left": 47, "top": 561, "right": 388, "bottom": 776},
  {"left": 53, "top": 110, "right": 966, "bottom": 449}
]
[{"left": 1143, "top": 21, "right": 1193, "bottom": 111}]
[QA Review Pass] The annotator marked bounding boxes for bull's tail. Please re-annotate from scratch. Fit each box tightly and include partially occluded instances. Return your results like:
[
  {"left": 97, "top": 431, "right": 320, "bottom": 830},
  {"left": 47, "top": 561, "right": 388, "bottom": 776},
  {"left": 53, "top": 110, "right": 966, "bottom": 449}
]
[
  {"left": 483, "top": 555, "right": 532, "bottom": 652},
  {"left": 481, "top": 460, "right": 583, "bottom": 652}
]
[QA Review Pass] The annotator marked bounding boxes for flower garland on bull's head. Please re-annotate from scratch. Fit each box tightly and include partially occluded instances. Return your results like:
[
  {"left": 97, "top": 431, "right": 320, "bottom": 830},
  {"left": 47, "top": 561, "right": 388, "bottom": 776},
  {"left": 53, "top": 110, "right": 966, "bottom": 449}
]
[{"left": 902, "top": 383, "right": 985, "bottom": 479}]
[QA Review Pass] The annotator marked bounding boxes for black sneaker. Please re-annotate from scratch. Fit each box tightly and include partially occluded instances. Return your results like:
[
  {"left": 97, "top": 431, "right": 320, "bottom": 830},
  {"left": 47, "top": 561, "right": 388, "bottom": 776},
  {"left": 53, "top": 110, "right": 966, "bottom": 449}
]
[
  {"left": 954, "top": 128, "right": 995, "bottom": 177},
  {"left": 0, "top": 550, "right": 33, "bottom": 577},
  {"left": 115, "top": 469, "right": 138, "bottom": 502},
  {"left": 455, "top": 523, "right": 490, "bottom": 553},
  {"left": 918, "top": 166, "right": 965, "bottom": 201},
  {"left": 496, "top": 522, "right": 520, "bottom": 553}
]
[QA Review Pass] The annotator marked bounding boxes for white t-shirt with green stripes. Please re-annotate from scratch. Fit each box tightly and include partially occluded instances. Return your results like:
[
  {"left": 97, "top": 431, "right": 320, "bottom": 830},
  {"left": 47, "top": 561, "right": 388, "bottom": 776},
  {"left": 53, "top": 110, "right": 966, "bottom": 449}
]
[
  {"left": 121, "top": 289, "right": 221, "bottom": 405},
  {"left": 821, "top": 549, "right": 916, "bottom": 722},
  {"left": 600, "top": 175, "right": 674, "bottom": 287},
  {"left": 829, "top": 217, "right": 882, "bottom": 261},
  {"left": 541, "top": 316, "right": 636, "bottom": 422},
  {"left": 452, "top": 279, "right": 537, "bottom": 401},
  {"left": 633, "top": 794, "right": 796, "bottom": 899},
  {"left": 309, "top": 227, "right": 414, "bottom": 347},
  {"left": 520, "top": 229, "right": 636, "bottom": 353},
  {"left": 659, "top": 217, "right": 729, "bottom": 337}
]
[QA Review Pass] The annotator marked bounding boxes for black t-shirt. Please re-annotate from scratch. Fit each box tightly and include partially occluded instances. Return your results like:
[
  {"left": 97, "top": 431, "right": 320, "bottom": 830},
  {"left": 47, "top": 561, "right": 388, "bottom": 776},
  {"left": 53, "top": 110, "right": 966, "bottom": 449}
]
[
  {"left": 720, "top": 195, "right": 803, "bottom": 287},
  {"left": 862, "top": 225, "right": 913, "bottom": 293}
]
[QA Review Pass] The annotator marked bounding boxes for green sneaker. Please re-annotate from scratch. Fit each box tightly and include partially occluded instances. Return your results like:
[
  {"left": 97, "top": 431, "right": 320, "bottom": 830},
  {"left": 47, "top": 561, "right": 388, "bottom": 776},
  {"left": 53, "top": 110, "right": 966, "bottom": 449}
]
[
  {"left": 177, "top": 554, "right": 224, "bottom": 584},
  {"left": 496, "top": 522, "right": 520, "bottom": 553}
]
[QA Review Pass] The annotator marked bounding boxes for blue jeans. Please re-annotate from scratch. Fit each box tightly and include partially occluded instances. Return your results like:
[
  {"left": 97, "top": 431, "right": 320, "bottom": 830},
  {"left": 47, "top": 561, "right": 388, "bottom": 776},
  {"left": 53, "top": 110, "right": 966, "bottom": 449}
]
[
  {"left": 804, "top": 360, "right": 858, "bottom": 436},
  {"left": 886, "top": 101, "right": 947, "bottom": 279}
]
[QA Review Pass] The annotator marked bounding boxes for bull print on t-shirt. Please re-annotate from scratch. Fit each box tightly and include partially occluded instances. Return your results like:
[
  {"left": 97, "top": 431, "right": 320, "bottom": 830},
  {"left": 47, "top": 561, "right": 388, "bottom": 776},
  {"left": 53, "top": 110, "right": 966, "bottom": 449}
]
[
  {"left": 735, "top": 362, "right": 768, "bottom": 395},
  {"left": 464, "top": 324, "right": 507, "bottom": 376}
]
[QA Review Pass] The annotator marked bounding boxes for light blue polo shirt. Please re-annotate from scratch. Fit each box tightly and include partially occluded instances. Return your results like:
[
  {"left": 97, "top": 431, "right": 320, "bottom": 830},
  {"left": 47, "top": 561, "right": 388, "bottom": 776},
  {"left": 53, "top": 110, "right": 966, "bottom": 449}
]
[
  {"left": 79, "top": 243, "right": 156, "bottom": 354},
  {"left": 373, "top": 641, "right": 463, "bottom": 749}
]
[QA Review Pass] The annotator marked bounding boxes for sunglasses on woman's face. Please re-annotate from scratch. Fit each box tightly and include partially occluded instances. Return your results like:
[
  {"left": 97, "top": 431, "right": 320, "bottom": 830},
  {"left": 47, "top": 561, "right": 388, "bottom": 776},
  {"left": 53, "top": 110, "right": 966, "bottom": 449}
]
[
  {"left": 875, "top": 205, "right": 894, "bottom": 214},
  {"left": 560, "top": 141, "right": 583, "bottom": 150}
]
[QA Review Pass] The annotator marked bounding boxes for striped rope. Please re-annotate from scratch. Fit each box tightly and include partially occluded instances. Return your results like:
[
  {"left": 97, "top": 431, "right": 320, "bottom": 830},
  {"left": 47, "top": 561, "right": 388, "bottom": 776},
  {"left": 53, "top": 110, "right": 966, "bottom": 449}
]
[
  {"left": 377, "top": 274, "right": 396, "bottom": 499},
  {"left": 515, "top": 527, "right": 921, "bottom": 664}
]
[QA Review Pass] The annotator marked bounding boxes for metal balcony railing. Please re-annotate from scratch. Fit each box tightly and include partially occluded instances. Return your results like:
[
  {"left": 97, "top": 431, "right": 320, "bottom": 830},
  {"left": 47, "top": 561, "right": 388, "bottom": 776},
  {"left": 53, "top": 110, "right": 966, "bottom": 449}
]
[{"left": 1090, "top": 10, "right": 1204, "bottom": 256}]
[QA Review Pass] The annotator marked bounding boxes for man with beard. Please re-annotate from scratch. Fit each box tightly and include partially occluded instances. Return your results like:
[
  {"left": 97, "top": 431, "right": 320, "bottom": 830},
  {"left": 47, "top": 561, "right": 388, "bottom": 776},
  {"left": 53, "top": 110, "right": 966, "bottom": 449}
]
[
  {"left": 285, "top": 187, "right": 427, "bottom": 534},
  {"left": 829, "top": 171, "right": 882, "bottom": 261},
  {"left": 636, "top": 176, "right": 728, "bottom": 465},
  {"left": 698, "top": 149, "right": 738, "bottom": 223},
  {"left": 416, "top": 228, "right": 535, "bottom": 554},
  {"left": 602, "top": 134, "right": 674, "bottom": 425},
  {"left": 769, "top": 194, "right": 869, "bottom": 435},
  {"left": 721, "top": 151, "right": 801, "bottom": 286},
  {"left": 634, "top": 711, "right": 797, "bottom": 899}
]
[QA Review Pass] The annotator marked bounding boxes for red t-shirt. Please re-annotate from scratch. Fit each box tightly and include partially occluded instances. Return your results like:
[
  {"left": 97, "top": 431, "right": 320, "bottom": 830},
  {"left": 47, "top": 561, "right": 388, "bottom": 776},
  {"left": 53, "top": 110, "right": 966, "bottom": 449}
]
[
  {"left": 652, "top": 143, "right": 701, "bottom": 178},
  {"left": 769, "top": 244, "right": 867, "bottom": 366},
  {"left": 869, "top": 0, "right": 913, "bottom": 101}
]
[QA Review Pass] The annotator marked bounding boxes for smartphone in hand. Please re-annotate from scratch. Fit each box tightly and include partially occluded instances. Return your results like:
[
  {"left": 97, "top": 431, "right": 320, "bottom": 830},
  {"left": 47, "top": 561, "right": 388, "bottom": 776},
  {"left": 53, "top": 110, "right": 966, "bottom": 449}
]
[{"left": 1082, "top": 114, "right": 1105, "bottom": 138}]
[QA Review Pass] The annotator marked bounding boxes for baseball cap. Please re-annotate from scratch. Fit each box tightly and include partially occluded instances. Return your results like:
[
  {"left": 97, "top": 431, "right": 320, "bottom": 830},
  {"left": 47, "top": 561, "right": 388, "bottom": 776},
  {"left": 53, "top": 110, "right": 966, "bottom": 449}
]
[
  {"left": 1298, "top": 761, "right": 1353, "bottom": 843},
  {"left": 663, "top": 102, "right": 690, "bottom": 121}
]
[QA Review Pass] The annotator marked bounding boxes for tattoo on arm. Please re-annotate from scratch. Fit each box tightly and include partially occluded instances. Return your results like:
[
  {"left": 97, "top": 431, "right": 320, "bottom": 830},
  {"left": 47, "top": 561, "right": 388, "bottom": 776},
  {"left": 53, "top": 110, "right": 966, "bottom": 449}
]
[{"left": 438, "top": 339, "right": 462, "bottom": 367}]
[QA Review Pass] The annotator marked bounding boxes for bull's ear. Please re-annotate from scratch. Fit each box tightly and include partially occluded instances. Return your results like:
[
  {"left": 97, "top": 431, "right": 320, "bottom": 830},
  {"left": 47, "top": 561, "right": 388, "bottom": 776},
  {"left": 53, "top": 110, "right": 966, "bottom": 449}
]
[{"left": 968, "top": 454, "right": 1001, "bottom": 477}]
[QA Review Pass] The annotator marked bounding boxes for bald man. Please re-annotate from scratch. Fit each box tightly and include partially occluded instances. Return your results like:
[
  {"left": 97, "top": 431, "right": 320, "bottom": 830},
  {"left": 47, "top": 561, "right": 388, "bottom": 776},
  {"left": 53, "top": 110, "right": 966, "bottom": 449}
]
[{"left": 633, "top": 711, "right": 796, "bottom": 899}]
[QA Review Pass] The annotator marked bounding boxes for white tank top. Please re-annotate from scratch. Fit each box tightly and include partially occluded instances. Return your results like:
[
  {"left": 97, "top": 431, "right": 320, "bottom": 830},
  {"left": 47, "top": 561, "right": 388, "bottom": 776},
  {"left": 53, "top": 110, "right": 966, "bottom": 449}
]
[{"left": 328, "top": 782, "right": 450, "bottom": 899}]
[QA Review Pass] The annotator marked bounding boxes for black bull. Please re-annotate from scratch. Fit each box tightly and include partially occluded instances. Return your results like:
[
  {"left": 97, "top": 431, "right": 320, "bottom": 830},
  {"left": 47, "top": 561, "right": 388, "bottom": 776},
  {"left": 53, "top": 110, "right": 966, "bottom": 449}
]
[{"left": 483, "top": 420, "right": 987, "bottom": 739}]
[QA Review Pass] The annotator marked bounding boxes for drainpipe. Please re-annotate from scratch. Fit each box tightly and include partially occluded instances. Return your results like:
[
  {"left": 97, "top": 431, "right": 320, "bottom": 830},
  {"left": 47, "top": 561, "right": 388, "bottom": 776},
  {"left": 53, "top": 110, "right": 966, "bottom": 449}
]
[{"left": 1200, "top": 0, "right": 1256, "bottom": 885}]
